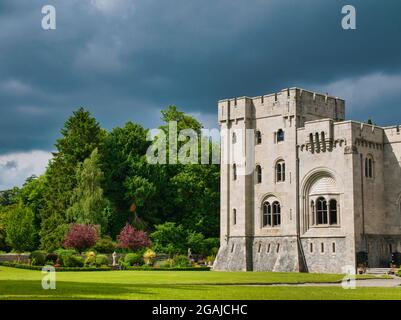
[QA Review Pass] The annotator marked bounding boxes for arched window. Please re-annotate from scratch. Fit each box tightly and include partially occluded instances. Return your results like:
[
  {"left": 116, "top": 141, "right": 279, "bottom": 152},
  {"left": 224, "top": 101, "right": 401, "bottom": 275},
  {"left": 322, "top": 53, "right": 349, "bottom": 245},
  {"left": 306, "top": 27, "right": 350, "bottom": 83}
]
[
  {"left": 262, "top": 202, "right": 271, "bottom": 227},
  {"left": 255, "top": 131, "right": 262, "bottom": 144},
  {"left": 316, "top": 197, "right": 328, "bottom": 225},
  {"left": 233, "top": 164, "right": 237, "bottom": 181},
  {"left": 365, "top": 156, "right": 374, "bottom": 178},
  {"left": 272, "top": 201, "right": 281, "bottom": 226},
  {"left": 329, "top": 199, "right": 337, "bottom": 225},
  {"left": 277, "top": 129, "right": 285, "bottom": 142},
  {"left": 276, "top": 161, "right": 285, "bottom": 182},
  {"left": 256, "top": 165, "right": 262, "bottom": 184}
]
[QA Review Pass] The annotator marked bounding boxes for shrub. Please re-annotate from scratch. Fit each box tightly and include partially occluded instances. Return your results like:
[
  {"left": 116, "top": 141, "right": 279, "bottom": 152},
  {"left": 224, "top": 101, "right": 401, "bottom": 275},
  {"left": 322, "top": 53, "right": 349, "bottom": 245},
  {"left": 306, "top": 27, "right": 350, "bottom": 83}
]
[
  {"left": 46, "top": 253, "right": 58, "bottom": 264},
  {"left": 154, "top": 259, "right": 173, "bottom": 268},
  {"left": 202, "top": 238, "right": 220, "bottom": 256},
  {"left": 30, "top": 250, "right": 47, "bottom": 266},
  {"left": 84, "top": 251, "right": 96, "bottom": 267},
  {"left": 54, "top": 249, "right": 76, "bottom": 266},
  {"left": 95, "top": 254, "right": 109, "bottom": 267},
  {"left": 64, "top": 224, "right": 99, "bottom": 252},
  {"left": 172, "top": 255, "right": 191, "bottom": 267},
  {"left": 117, "top": 224, "right": 151, "bottom": 251},
  {"left": 143, "top": 249, "right": 156, "bottom": 266},
  {"left": 93, "top": 237, "right": 115, "bottom": 253},
  {"left": 124, "top": 253, "right": 143, "bottom": 266},
  {"left": 63, "top": 255, "right": 84, "bottom": 267},
  {"left": 150, "top": 222, "right": 188, "bottom": 255}
]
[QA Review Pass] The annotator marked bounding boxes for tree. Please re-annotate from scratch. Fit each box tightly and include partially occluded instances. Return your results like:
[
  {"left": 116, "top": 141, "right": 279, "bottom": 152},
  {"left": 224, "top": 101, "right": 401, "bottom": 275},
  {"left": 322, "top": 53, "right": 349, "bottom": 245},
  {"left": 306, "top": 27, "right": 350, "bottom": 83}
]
[
  {"left": 40, "top": 108, "right": 105, "bottom": 251},
  {"left": 150, "top": 222, "right": 188, "bottom": 256},
  {"left": 66, "top": 148, "right": 110, "bottom": 233},
  {"left": 5, "top": 205, "right": 36, "bottom": 252},
  {"left": 117, "top": 223, "right": 151, "bottom": 251},
  {"left": 64, "top": 224, "right": 99, "bottom": 252}
]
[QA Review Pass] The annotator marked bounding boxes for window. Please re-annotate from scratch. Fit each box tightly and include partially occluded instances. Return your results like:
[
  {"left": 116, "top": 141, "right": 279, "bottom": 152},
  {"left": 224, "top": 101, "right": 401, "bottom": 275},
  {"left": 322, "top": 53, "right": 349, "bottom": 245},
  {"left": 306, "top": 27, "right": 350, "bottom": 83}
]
[
  {"left": 310, "top": 243, "right": 313, "bottom": 253},
  {"left": 276, "top": 161, "right": 285, "bottom": 182},
  {"left": 316, "top": 197, "right": 328, "bottom": 225},
  {"left": 255, "top": 131, "right": 262, "bottom": 144},
  {"left": 272, "top": 201, "right": 281, "bottom": 226},
  {"left": 232, "top": 132, "right": 237, "bottom": 144},
  {"left": 233, "top": 164, "right": 237, "bottom": 180},
  {"left": 315, "top": 197, "right": 338, "bottom": 225},
  {"left": 329, "top": 199, "right": 338, "bottom": 225},
  {"left": 263, "top": 200, "right": 281, "bottom": 227},
  {"left": 321, "top": 243, "right": 324, "bottom": 253},
  {"left": 267, "top": 243, "right": 271, "bottom": 253},
  {"left": 256, "top": 165, "right": 262, "bottom": 184},
  {"left": 276, "top": 243, "right": 280, "bottom": 253},
  {"left": 365, "top": 156, "right": 374, "bottom": 178},
  {"left": 332, "top": 242, "right": 336, "bottom": 253},
  {"left": 262, "top": 202, "right": 271, "bottom": 227},
  {"left": 277, "top": 129, "right": 284, "bottom": 142},
  {"left": 233, "top": 209, "right": 237, "bottom": 225}
]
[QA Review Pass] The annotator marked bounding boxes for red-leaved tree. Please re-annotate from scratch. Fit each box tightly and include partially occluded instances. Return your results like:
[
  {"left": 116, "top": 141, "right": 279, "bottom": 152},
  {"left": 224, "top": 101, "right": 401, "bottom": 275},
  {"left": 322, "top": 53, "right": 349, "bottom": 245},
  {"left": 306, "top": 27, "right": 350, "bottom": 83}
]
[
  {"left": 117, "top": 223, "right": 151, "bottom": 251},
  {"left": 64, "top": 224, "right": 99, "bottom": 252}
]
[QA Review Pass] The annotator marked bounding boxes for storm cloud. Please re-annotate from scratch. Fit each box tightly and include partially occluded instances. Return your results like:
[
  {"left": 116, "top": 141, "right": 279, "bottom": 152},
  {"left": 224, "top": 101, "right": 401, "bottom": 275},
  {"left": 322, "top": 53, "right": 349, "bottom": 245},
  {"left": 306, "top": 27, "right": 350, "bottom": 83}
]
[{"left": 0, "top": 0, "right": 400, "bottom": 187}]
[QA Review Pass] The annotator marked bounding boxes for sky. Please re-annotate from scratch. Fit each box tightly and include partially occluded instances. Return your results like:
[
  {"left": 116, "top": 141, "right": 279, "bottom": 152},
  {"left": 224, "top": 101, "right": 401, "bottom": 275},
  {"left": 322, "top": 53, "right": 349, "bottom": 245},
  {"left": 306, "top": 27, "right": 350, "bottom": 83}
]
[{"left": 0, "top": 0, "right": 400, "bottom": 189}]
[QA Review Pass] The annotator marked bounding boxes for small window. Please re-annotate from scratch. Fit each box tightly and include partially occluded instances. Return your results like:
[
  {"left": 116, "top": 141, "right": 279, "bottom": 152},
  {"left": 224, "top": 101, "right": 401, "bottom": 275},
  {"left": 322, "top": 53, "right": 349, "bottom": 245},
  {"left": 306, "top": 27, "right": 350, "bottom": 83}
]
[
  {"left": 321, "top": 243, "right": 324, "bottom": 253},
  {"left": 255, "top": 131, "right": 262, "bottom": 144},
  {"left": 365, "top": 156, "right": 374, "bottom": 178},
  {"left": 262, "top": 202, "right": 271, "bottom": 227},
  {"left": 329, "top": 199, "right": 338, "bottom": 225},
  {"left": 256, "top": 165, "right": 262, "bottom": 184},
  {"left": 233, "top": 164, "right": 237, "bottom": 181},
  {"left": 316, "top": 197, "right": 328, "bottom": 225},
  {"left": 276, "top": 243, "right": 280, "bottom": 253},
  {"left": 310, "top": 243, "right": 313, "bottom": 253},
  {"left": 231, "top": 243, "right": 235, "bottom": 253},
  {"left": 332, "top": 242, "right": 336, "bottom": 253},
  {"left": 276, "top": 161, "right": 285, "bottom": 182},
  {"left": 233, "top": 209, "right": 237, "bottom": 225},
  {"left": 232, "top": 132, "right": 237, "bottom": 144},
  {"left": 267, "top": 243, "right": 271, "bottom": 253},
  {"left": 277, "top": 129, "right": 284, "bottom": 142},
  {"left": 258, "top": 243, "right": 262, "bottom": 253}
]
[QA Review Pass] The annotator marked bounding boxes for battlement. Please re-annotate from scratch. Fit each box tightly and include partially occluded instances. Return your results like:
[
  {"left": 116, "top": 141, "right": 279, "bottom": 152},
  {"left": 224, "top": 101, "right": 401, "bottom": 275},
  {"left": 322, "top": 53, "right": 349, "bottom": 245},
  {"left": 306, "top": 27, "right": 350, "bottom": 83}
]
[{"left": 218, "top": 87, "right": 345, "bottom": 123}]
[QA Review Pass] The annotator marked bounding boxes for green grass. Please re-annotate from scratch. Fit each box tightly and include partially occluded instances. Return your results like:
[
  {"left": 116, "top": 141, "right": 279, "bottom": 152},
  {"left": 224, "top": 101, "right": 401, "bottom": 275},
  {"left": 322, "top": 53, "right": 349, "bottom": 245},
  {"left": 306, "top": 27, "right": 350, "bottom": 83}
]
[{"left": 0, "top": 266, "right": 399, "bottom": 300}]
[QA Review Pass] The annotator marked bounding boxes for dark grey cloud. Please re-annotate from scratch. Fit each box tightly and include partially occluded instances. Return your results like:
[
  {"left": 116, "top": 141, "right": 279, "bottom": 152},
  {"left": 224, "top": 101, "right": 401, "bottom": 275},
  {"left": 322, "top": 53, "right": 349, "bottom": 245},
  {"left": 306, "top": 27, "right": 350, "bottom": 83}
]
[{"left": 0, "top": 0, "right": 400, "bottom": 154}]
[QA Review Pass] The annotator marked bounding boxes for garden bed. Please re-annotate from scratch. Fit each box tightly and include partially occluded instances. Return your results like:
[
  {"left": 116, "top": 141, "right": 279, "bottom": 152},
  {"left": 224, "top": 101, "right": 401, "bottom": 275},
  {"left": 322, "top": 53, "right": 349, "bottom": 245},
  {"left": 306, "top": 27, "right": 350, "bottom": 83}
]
[{"left": 0, "top": 261, "right": 210, "bottom": 272}]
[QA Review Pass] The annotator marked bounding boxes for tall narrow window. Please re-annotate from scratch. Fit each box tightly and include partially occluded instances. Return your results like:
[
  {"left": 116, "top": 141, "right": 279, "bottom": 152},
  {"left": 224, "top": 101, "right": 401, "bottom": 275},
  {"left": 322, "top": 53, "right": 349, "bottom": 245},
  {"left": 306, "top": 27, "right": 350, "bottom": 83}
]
[
  {"left": 263, "top": 202, "right": 271, "bottom": 227},
  {"left": 316, "top": 197, "right": 328, "bottom": 225},
  {"left": 233, "top": 209, "right": 237, "bottom": 225},
  {"left": 311, "top": 200, "right": 315, "bottom": 225},
  {"left": 277, "top": 129, "right": 284, "bottom": 142},
  {"left": 255, "top": 131, "right": 262, "bottom": 144},
  {"left": 272, "top": 201, "right": 281, "bottom": 226},
  {"left": 233, "top": 164, "right": 237, "bottom": 181},
  {"left": 329, "top": 199, "right": 337, "bottom": 225},
  {"left": 276, "top": 161, "right": 285, "bottom": 182},
  {"left": 232, "top": 132, "right": 237, "bottom": 144},
  {"left": 256, "top": 165, "right": 262, "bottom": 184},
  {"left": 365, "top": 156, "right": 374, "bottom": 178},
  {"left": 309, "top": 133, "right": 314, "bottom": 153}
]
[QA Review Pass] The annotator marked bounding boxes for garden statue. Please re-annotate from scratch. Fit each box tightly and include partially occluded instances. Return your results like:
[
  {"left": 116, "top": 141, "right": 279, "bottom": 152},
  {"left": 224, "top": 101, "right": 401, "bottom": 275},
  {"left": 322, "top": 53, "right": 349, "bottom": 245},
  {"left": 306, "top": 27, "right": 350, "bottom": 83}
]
[
  {"left": 112, "top": 251, "right": 117, "bottom": 266},
  {"left": 187, "top": 248, "right": 192, "bottom": 259}
]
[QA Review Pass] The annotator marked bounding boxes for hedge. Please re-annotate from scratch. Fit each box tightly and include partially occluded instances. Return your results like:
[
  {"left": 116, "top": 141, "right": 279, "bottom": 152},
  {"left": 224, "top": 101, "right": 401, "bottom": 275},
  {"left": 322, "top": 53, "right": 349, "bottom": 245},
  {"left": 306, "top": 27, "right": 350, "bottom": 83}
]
[
  {"left": 126, "top": 266, "right": 210, "bottom": 271},
  {"left": 0, "top": 261, "right": 112, "bottom": 272},
  {"left": 0, "top": 261, "right": 210, "bottom": 271}
]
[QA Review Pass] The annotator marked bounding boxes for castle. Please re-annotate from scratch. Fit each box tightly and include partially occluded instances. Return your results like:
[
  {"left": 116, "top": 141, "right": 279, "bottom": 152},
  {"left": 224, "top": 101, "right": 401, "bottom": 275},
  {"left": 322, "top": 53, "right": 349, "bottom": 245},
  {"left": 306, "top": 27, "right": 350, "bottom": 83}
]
[{"left": 213, "top": 87, "right": 401, "bottom": 273}]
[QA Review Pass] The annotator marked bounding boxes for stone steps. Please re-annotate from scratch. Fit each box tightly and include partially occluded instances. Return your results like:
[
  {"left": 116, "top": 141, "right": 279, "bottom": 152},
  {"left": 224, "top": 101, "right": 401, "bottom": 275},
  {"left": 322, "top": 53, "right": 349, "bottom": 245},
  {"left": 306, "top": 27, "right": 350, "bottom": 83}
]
[{"left": 365, "top": 268, "right": 393, "bottom": 275}]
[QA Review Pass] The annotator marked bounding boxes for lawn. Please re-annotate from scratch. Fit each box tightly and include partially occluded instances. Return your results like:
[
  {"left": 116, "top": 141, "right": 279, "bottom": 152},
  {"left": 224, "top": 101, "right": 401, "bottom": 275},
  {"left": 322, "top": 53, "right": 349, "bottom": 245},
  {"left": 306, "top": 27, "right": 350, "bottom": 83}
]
[{"left": 0, "top": 266, "right": 400, "bottom": 300}]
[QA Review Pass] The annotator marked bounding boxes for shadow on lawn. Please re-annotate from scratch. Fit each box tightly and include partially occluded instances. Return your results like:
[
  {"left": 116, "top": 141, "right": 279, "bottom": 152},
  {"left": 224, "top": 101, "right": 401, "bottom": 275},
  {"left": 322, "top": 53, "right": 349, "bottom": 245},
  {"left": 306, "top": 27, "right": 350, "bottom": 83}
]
[{"left": 0, "top": 280, "right": 212, "bottom": 300}]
